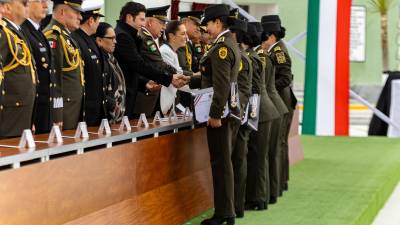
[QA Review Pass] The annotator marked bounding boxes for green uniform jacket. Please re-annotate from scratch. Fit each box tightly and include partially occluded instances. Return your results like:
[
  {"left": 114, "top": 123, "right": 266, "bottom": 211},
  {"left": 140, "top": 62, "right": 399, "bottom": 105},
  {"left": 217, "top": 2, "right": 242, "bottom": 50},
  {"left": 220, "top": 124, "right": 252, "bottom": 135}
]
[
  {"left": 269, "top": 41, "right": 297, "bottom": 110},
  {"left": 238, "top": 47, "right": 252, "bottom": 112},
  {"left": 200, "top": 31, "right": 241, "bottom": 119},
  {"left": 44, "top": 19, "right": 84, "bottom": 130},
  {"left": 177, "top": 43, "right": 192, "bottom": 73},
  {"left": 256, "top": 47, "right": 288, "bottom": 116},
  {"left": 0, "top": 19, "right": 36, "bottom": 137},
  {"left": 248, "top": 48, "right": 279, "bottom": 122}
]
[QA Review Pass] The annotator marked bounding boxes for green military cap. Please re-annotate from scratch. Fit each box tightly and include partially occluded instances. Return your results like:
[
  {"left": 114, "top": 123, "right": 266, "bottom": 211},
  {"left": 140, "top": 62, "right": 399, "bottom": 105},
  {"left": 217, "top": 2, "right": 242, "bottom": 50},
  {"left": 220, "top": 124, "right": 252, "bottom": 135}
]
[
  {"left": 262, "top": 21, "right": 281, "bottom": 33},
  {"left": 201, "top": 4, "right": 231, "bottom": 26},
  {"left": 146, "top": 5, "right": 170, "bottom": 22},
  {"left": 52, "top": 0, "right": 84, "bottom": 12},
  {"left": 178, "top": 11, "right": 203, "bottom": 25},
  {"left": 81, "top": 0, "right": 104, "bottom": 17},
  {"left": 261, "top": 15, "right": 281, "bottom": 25}
]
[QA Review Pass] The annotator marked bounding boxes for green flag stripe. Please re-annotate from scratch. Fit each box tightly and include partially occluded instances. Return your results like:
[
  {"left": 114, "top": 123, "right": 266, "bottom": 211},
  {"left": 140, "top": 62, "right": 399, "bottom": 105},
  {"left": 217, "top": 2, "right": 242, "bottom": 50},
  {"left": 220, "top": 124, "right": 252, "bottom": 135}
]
[{"left": 302, "top": 0, "right": 320, "bottom": 135}]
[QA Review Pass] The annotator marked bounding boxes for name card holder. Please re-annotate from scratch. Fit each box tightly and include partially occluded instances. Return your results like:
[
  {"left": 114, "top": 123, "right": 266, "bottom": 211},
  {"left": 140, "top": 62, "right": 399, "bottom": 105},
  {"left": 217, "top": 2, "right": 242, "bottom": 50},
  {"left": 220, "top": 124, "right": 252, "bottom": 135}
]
[
  {"left": 183, "top": 107, "right": 191, "bottom": 120},
  {"left": 169, "top": 109, "right": 177, "bottom": 122},
  {"left": 152, "top": 111, "right": 162, "bottom": 125},
  {"left": 117, "top": 116, "right": 131, "bottom": 132},
  {"left": 19, "top": 129, "right": 36, "bottom": 150},
  {"left": 74, "top": 122, "right": 89, "bottom": 139},
  {"left": 136, "top": 113, "right": 149, "bottom": 128},
  {"left": 98, "top": 119, "right": 112, "bottom": 136},
  {"left": 48, "top": 125, "right": 63, "bottom": 144}
]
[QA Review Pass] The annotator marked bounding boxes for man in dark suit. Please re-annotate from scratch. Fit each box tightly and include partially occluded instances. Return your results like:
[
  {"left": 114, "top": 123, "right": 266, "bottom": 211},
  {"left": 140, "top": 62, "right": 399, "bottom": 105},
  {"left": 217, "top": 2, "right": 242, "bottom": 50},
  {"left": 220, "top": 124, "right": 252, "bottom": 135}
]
[
  {"left": 114, "top": 2, "right": 189, "bottom": 119},
  {"left": 22, "top": 0, "right": 61, "bottom": 133},
  {"left": 72, "top": 0, "right": 107, "bottom": 127},
  {"left": 0, "top": 0, "right": 36, "bottom": 137}
]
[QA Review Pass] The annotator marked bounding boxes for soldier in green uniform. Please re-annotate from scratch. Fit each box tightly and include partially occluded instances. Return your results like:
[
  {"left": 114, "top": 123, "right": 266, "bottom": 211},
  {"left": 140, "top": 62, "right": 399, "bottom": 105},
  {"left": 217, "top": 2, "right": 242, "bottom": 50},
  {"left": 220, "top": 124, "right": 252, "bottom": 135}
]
[
  {"left": 229, "top": 14, "right": 253, "bottom": 218},
  {"left": 134, "top": 5, "right": 178, "bottom": 116},
  {"left": 262, "top": 16, "right": 298, "bottom": 194},
  {"left": 244, "top": 22, "right": 282, "bottom": 209},
  {"left": 0, "top": 0, "right": 36, "bottom": 138},
  {"left": 43, "top": 0, "right": 84, "bottom": 130},
  {"left": 199, "top": 4, "right": 240, "bottom": 225}
]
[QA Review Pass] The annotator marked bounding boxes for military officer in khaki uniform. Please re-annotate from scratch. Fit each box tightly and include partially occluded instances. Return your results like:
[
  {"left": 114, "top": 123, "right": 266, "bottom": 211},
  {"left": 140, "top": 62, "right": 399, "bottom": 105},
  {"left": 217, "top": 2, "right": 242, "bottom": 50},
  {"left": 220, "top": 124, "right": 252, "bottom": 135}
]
[
  {"left": 228, "top": 15, "right": 253, "bottom": 218},
  {"left": 262, "top": 15, "right": 298, "bottom": 194},
  {"left": 43, "top": 0, "right": 84, "bottom": 130},
  {"left": 0, "top": 0, "right": 36, "bottom": 138},
  {"left": 134, "top": 5, "right": 178, "bottom": 116},
  {"left": 199, "top": 4, "right": 240, "bottom": 225}
]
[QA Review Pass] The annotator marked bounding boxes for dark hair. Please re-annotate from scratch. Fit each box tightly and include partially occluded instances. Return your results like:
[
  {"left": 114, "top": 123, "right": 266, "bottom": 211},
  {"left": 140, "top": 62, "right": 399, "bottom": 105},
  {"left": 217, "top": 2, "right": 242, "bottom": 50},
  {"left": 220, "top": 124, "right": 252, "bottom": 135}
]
[
  {"left": 278, "top": 26, "right": 286, "bottom": 39},
  {"left": 80, "top": 14, "right": 100, "bottom": 25},
  {"left": 95, "top": 22, "right": 113, "bottom": 38},
  {"left": 243, "top": 33, "right": 260, "bottom": 47},
  {"left": 210, "top": 16, "right": 234, "bottom": 29},
  {"left": 165, "top": 20, "right": 183, "bottom": 41},
  {"left": 119, "top": 2, "right": 146, "bottom": 22},
  {"left": 230, "top": 29, "right": 244, "bottom": 43}
]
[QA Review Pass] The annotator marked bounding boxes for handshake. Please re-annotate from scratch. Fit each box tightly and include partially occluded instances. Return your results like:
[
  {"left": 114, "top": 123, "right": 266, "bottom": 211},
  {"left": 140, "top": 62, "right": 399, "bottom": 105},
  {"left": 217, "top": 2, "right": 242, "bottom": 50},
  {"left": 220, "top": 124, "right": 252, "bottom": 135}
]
[{"left": 146, "top": 74, "right": 191, "bottom": 92}]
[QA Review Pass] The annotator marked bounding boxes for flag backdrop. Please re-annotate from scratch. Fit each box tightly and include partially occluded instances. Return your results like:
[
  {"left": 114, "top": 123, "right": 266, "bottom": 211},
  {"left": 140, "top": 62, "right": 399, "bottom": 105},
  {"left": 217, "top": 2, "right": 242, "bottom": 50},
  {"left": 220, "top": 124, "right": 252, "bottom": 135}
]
[{"left": 302, "top": 0, "right": 352, "bottom": 136}]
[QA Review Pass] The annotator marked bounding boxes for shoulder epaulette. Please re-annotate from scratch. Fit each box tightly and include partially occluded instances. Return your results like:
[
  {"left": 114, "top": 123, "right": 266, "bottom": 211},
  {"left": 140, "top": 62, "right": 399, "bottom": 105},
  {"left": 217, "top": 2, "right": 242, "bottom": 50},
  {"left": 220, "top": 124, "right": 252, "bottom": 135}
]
[
  {"left": 51, "top": 25, "right": 61, "bottom": 34},
  {"left": 44, "top": 25, "right": 61, "bottom": 37},
  {"left": 257, "top": 49, "right": 264, "bottom": 54},
  {"left": 216, "top": 36, "right": 225, "bottom": 43},
  {"left": 273, "top": 46, "right": 281, "bottom": 52},
  {"left": 142, "top": 29, "right": 152, "bottom": 37}
]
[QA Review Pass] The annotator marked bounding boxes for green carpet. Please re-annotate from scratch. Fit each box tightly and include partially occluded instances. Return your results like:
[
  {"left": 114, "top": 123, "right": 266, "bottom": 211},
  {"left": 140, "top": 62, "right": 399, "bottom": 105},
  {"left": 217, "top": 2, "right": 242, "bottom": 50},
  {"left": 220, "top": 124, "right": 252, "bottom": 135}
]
[{"left": 184, "top": 136, "right": 400, "bottom": 225}]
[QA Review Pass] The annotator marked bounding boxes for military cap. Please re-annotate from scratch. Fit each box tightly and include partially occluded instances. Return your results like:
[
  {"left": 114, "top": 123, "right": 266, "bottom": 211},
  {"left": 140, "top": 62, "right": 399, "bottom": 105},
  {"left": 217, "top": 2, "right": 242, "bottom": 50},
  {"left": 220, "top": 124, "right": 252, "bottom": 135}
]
[
  {"left": 249, "top": 22, "right": 262, "bottom": 33},
  {"left": 81, "top": 0, "right": 104, "bottom": 17},
  {"left": 247, "top": 23, "right": 258, "bottom": 35},
  {"left": 52, "top": 0, "right": 83, "bottom": 12},
  {"left": 146, "top": 5, "right": 170, "bottom": 22},
  {"left": 201, "top": 4, "right": 230, "bottom": 26},
  {"left": 178, "top": 11, "right": 203, "bottom": 25},
  {"left": 261, "top": 15, "right": 281, "bottom": 25},
  {"left": 230, "top": 19, "right": 247, "bottom": 33},
  {"left": 229, "top": 8, "right": 246, "bottom": 21},
  {"left": 262, "top": 21, "right": 281, "bottom": 32}
]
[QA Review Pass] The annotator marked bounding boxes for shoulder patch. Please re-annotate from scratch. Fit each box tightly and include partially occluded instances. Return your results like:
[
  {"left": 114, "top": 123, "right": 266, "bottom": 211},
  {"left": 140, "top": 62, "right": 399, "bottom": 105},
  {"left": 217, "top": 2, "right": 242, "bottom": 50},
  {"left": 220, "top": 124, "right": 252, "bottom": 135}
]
[
  {"left": 216, "top": 36, "right": 225, "bottom": 43},
  {"left": 148, "top": 44, "right": 157, "bottom": 52},
  {"left": 218, "top": 47, "right": 228, "bottom": 60},
  {"left": 257, "top": 49, "right": 264, "bottom": 55},
  {"left": 273, "top": 46, "right": 281, "bottom": 52},
  {"left": 276, "top": 52, "right": 287, "bottom": 64},
  {"left": 259, "top": 56, "right": 266, "bottom": 65}
]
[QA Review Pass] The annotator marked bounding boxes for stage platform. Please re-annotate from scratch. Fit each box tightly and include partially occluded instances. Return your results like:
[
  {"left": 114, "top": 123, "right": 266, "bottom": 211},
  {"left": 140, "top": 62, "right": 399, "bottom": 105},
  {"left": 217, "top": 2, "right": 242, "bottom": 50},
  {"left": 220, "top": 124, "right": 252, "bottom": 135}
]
[{"left": 185, "top": 136, "right": 400, "bottom": 225}]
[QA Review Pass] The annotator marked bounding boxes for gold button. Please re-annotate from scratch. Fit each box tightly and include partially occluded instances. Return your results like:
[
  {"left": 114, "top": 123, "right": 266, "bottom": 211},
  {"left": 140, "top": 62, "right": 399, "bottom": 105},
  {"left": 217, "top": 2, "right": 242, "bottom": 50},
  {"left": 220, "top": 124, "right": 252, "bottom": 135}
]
[
  {"left": 36, "top": 94, "right": 39, "bottom": 97},
  {"left": 0, "top": 105, "right": 3, "bottom": 110},
  {"left": 49, "top": 97, "right": 52, "bottom": 101},
  {"left": 2, "top": 90, "right": 5, "bottom": 95},
  {"left": 67, "top": 98, "right": 70, "bottom": 102},
  {"left": 102, "top": 101, "right": 105, "bottom": 104},
  {"left": 96, "top": 60, "right": 99, "bottom": 64},
  {"left": 41, "top": 57, "right": 45, "bottom": 63},
  {"left": 102, "top": 87, "right": 105, "bottom": 91},
  {"left": 88, "top": 49, "right": 92, "bottom": 52},
  {"left": 50, "top": 83, "right": 53, "bottom": 87},
  {"left": 54, "top": 83, "right": 57, "bottom": 87},
  {"left": 16, "top": 102, "right": 20, "bottom": 107}
]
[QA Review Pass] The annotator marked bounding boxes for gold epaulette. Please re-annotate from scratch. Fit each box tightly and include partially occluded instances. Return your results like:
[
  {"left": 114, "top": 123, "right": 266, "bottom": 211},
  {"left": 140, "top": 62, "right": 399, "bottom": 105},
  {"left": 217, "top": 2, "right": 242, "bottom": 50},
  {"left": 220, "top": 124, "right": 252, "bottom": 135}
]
[
  {"left": 44, "top": 25, "right": 61, "bottom": 37},
  {"left": 216, "top": 36, "right": 225, "bottom": 43},
  {"left": 0, "top": 20, "right": 5, "bottom": 27},
  {"left": 142, "top": 29, "right": 151, "bottom": 37},
  {"left": 257, "top": 49, "right": 264, "bottom": 55},
  {"left": 273, "top": 46, "right": 281, "bottom": 52}
]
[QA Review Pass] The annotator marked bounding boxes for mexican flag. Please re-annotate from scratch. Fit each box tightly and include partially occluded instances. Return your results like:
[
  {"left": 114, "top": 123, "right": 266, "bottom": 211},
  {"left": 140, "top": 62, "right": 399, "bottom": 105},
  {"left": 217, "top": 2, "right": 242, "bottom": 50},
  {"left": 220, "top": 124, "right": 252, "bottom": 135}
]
[{"left": 302, "top": 0, "right": 352, "bottom": 136}]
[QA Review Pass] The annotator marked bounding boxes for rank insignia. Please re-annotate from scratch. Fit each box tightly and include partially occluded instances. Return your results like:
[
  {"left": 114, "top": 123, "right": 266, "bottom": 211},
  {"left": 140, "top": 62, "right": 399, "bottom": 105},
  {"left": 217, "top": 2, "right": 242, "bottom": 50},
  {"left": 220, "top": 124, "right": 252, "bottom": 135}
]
[
  {"left": 218, "top": 47, "right": 228, "bottom": 60},
  {"left": 276, "top": 52, "right": 286, "bottom": 64}
]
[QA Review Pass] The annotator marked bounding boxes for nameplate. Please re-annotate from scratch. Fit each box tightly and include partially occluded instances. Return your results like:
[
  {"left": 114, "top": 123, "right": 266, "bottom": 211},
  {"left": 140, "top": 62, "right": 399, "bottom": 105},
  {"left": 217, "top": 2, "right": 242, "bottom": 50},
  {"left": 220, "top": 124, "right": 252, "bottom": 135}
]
[
  {"left": 98, "top": 119, "right": 112, "bottom": 136},
  {"left": 74, "top": 122, "right": 89, "bottom": 139},
  {"left": 48, "top": 125, "right": 63, "bottom": 144},
  {"left": 119, "top": 116, "right": 131, "bottom": 132},
  {"left": 19, "top": 129, "right": 36, "bottom": 149},
  {"left": 137, "top": 113, "right": 149, "bottom": 128}
]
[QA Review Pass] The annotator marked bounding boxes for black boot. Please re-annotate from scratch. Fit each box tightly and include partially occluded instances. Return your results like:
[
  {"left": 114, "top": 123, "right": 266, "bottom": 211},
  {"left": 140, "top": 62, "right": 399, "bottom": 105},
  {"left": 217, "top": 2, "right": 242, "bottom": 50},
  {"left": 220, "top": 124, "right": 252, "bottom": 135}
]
[
  {"left": 269, "top": 196, "right": 278, "bottom": 204},
  {"left": 245, "top": 201, "right": 267, "bottom": 211},
  {"left": 235, "top": 210, "right": 244, "bottom": 218},
  {"left": 201, "top": 215, "right": 235, "bottom": 225}
]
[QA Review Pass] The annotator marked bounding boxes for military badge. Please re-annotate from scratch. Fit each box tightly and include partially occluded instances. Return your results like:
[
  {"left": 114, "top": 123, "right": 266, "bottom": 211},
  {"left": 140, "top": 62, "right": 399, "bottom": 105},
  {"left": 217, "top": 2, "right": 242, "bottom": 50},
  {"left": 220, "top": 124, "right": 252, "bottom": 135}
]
[
  {"left": 149, "top": 44, "right": 157, "bottom": 52},
  {"left": 218, "top": 47, "right": 228, "bottom": 60},
  {"left": 276, "top": 52, "right": 286, "bottom": 64}
]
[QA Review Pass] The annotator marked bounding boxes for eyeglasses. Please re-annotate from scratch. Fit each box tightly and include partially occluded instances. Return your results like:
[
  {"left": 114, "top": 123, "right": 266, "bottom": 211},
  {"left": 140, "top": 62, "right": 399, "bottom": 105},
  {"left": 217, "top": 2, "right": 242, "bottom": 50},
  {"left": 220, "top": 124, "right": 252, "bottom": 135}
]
[{"left": 102, "top": 36, "right": 117, "bottom": 41}]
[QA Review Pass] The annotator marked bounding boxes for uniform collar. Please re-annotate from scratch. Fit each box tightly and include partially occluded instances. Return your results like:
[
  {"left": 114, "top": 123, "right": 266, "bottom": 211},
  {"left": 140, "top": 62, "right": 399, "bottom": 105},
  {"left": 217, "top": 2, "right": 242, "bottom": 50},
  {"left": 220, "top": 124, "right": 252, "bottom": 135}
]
[
  {"left": 4, "top": 18, "right": 20, "bottom": 31},
  {"left": 213, "top": 29, "right": 229, "bottom": 43},
  {"left": 267, "top": 41, "right": 279, "bottom": 53},
  {"left": 28, "top": 18, "right": 40, "bottom": 30}
]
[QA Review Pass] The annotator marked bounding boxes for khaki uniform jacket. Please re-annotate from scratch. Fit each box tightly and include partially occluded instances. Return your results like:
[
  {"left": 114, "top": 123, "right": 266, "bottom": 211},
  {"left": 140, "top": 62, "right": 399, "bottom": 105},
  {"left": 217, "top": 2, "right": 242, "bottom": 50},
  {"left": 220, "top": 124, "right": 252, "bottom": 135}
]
[
  {"left": 0, "top": 19, "right": 36, "bottom": 137},
  {"left": 43, "top": 19, "right": 84, "bottom": 130},
  {"left": 248, "top": 48, "right": 279, "bottom": 122},
  {"left": 269, "top": 41, "right": 297, "bottom": 110},
  {"left": 256, "top": 46, "right": 288, "bottom": 116},
  {"left": 200, "top": 31, "right": 241, "bottom": 119}
]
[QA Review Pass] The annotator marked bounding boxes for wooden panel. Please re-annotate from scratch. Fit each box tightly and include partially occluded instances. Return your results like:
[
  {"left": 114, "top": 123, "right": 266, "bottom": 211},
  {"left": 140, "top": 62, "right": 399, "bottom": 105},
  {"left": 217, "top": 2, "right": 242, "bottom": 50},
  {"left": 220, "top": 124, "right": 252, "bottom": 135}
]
[{"left": 0, "top": 128, "right": 212, "bottom": 225}]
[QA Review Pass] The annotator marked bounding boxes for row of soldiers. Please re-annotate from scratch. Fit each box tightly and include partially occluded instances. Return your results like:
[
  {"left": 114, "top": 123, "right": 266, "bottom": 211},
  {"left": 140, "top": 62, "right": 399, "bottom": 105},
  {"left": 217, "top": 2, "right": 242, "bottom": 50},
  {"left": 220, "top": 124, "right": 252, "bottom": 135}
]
[{"left": 195, "top": 4, "right": 298, "bottom": 225}]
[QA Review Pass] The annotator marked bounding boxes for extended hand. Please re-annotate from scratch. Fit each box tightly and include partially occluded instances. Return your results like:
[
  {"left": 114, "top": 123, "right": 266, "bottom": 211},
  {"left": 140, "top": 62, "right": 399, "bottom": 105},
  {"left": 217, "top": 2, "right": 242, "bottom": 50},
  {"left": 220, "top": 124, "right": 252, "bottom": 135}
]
[
  {"left": 146, "top": 80, "right": 161, "bottom": 92},
  {"left": 171, "top": 74, "right": 190, "bottom": 88}
]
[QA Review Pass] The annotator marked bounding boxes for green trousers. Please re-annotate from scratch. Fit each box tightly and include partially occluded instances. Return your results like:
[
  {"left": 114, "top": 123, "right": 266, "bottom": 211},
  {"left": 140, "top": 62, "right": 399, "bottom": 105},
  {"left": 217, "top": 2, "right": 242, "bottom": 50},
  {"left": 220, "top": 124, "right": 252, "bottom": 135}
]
[
  {"left": 280, "top": 110, "right": 294, "bottom": 191},
  {"left": 246, "top": 121, "right": 272, "bottom": 203},
  {"left": 232, "top": 125, "right": 252, "bottom": 212},
  {"left": 206, "top": 118, "right": 240, "bottom": 217},
  {"left": 269, "top": 117, "right": 283, "bottom": 198}
]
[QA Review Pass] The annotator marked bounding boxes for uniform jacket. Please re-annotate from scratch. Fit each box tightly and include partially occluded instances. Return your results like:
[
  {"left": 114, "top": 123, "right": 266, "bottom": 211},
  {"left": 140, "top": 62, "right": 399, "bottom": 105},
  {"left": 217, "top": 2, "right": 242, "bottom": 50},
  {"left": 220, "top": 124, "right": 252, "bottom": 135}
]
[
  {"left": 72, "top": 29, "right": 107, "bottom": 126},
  {"left": 43, "top": 19, "right": 84, "bottom": 130},
  {"left": 21, "top": 19, "right": 58, "bottom": 133},
  {"left": 0, "top": 19, "right": 36, "bottom": 137},
  {"left": 200, "top": 31, "right": 241, "bottom": 119}
]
